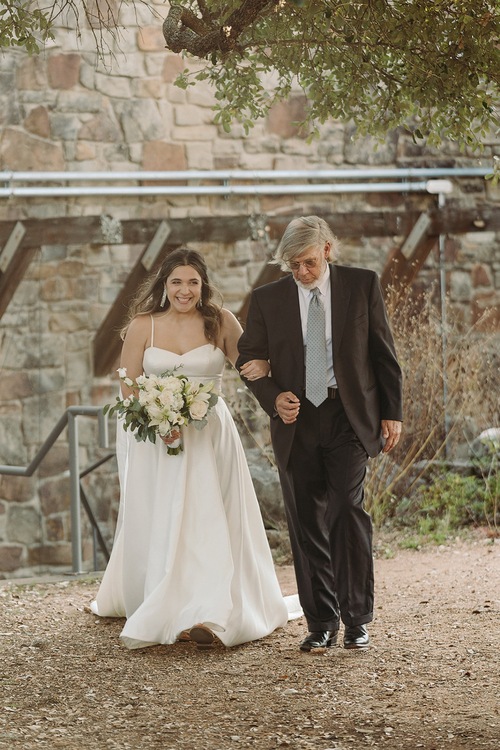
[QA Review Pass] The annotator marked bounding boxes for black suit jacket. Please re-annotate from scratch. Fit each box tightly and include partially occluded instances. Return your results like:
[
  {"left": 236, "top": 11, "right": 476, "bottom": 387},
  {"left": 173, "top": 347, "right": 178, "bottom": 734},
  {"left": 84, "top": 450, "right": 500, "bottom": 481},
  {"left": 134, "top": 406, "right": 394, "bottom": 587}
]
[{"left": 237, "top": 264, "right": 403, "bottom": 469}]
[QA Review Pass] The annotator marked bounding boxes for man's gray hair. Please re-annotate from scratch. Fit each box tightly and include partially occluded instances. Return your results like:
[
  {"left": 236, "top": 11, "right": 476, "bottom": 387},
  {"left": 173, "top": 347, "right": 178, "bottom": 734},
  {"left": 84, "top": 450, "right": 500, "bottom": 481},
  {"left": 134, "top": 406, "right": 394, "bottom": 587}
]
[{"left": 270, "top": 216, "right": 340, "bottom": 270}]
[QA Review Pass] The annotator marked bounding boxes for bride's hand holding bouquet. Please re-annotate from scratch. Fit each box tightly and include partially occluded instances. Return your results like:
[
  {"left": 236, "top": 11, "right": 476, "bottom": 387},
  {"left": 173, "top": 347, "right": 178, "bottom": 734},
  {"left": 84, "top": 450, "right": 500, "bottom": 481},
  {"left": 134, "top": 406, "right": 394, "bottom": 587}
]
[{"left": 104, "top": 367, "right": 218, "bottom": 455}]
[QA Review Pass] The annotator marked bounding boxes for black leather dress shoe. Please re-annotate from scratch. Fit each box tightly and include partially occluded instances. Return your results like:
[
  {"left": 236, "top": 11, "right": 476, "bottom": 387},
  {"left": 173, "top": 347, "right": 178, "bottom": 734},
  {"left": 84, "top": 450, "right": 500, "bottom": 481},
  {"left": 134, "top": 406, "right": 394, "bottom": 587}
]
[
  {"left": 299, "top": 630, "right": 338, "bottom": 652},
  {"left": 343, "top": 624, "right": 369, "bottom": 649}
]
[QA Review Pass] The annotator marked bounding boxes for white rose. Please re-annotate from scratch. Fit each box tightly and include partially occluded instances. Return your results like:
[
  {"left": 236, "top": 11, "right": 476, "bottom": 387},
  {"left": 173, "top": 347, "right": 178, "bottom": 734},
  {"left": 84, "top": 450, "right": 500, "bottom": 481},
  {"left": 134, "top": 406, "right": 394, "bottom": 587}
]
[
  {"left": 189, "top": 392, "right": 210, "bottom": 420},
  {"left": 161, "top": 376, "right": 183, "bottom": 393},
  {"left": 138, "top": 390, "right": 156, "bottom": 407},
  {"left": 157, "top": 389, "right": 175, "bottom": 409},
  {"left": 117, "top": 367, "right": 127, "bottom": 379},
  {"left": 172, "top": 393, "right": 184, "bottom": 412},
  {"left": 122, "top": 398, "right": 131, "bottom": 408}
]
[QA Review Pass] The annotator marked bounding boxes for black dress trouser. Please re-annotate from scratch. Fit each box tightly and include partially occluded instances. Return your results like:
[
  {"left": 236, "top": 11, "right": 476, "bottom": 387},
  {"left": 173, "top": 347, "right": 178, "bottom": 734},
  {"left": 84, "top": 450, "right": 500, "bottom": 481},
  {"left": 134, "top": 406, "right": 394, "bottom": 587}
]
[{"left": 278, "top": 394, "right": 374, "bottom": 631}]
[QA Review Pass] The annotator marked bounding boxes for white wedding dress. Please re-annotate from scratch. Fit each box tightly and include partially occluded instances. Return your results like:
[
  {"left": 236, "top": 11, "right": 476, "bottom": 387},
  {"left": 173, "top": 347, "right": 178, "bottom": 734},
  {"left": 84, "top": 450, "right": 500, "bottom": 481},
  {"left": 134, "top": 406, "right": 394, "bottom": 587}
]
[{"left": 91, "top": 332, "right": 300, "bottom": 649}]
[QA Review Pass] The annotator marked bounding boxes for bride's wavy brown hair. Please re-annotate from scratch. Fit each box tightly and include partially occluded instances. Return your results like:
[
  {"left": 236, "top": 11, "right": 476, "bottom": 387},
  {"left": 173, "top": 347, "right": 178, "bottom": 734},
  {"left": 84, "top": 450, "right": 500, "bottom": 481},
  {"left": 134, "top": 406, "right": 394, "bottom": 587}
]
[{"left": 121, "top": 247, "right": 223, "bottom": 343}]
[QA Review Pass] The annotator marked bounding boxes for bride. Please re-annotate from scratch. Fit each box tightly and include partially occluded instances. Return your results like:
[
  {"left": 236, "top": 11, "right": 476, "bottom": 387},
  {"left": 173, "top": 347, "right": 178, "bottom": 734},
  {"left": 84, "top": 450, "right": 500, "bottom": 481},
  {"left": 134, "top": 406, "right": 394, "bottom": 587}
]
[{"left": 91, "top": 247, "right": 299, "bottom": 649}]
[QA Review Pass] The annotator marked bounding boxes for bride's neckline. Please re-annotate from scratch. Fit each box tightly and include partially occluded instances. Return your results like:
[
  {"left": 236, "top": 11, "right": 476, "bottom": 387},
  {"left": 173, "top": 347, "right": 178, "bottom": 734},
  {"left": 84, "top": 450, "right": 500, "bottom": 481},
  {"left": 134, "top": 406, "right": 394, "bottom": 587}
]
[{"left": 145, "top": 343, "right": 224, "bottom": 357}]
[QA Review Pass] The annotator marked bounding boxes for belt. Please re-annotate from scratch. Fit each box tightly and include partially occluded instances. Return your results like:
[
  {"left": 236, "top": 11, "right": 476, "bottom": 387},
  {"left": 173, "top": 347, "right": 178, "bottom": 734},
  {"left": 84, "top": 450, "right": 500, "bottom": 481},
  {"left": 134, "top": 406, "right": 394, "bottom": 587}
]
[{"left": 327, "top": 387, "right": 338, "bottom": 399}]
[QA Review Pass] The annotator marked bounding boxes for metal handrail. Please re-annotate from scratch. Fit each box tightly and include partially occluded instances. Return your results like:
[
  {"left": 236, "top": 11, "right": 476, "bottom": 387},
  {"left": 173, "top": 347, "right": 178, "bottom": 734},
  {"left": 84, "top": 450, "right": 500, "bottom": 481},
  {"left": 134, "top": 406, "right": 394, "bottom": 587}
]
[
  {"left": 0, "top": 166, "right": 491, "bottom": 181},
  {"left": 0, "top": 405, "right": 112, "bottom": 574},
  {"left": 0, "top": 167, "right": 490, "bottom": 198}
]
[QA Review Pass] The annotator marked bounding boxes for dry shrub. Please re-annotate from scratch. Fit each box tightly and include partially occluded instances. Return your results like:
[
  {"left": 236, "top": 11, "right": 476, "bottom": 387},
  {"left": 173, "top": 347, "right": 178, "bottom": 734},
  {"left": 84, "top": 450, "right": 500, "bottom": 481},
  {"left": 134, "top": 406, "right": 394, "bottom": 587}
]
[{"left": 365, "top": 287, "right": 499, "bottom": 525}]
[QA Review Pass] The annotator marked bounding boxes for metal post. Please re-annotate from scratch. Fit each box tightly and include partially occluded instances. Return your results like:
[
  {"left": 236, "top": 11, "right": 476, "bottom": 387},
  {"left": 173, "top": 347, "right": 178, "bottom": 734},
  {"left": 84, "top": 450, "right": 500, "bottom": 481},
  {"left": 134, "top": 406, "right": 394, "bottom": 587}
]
[
  {"left": 427, "top": 180, "right": 453, "bottom": 458},
  {"left": 438, "top": 192, "right": 450, "bottom": 457},
  {"left": 67, "top": 412, "right": 83, "bottom": 573}
]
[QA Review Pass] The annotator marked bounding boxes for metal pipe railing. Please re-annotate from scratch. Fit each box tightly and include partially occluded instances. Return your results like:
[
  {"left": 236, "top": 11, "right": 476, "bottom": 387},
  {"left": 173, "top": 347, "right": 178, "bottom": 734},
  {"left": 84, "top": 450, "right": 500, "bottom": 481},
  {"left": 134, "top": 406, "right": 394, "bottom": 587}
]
[
  {"left": 0, "top": 167, "right": 490, "bottom": 198},
  {"left": 0, "top": 405, "right": 111, "bottom": 574},
  {"left": 0, "top": 182, "right": 433, "bottom": 197},
  {"left": 0, "top": 167, "right": 491, "bottom": 181}
]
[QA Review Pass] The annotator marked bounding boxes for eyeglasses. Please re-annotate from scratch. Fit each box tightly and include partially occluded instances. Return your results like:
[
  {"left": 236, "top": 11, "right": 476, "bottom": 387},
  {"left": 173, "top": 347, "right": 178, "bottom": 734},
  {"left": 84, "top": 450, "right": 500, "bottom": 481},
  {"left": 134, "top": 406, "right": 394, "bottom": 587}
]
[{"left": 286, "top": 258, "right": 320, "bottom": 272}]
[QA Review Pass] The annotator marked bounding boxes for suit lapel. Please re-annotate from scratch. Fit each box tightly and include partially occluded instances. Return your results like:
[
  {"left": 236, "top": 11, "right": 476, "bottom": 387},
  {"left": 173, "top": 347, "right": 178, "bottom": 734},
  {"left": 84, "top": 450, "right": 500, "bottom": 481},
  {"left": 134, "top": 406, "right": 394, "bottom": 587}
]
[
  {"left": 285, "top": 273, "right": 303, "bottom": 341},
  {"left": 331, "top": 265, "right": 350, "bottom": 353},
  {"left": 282, "top": 275, "right": 305, "bottom": 378}
]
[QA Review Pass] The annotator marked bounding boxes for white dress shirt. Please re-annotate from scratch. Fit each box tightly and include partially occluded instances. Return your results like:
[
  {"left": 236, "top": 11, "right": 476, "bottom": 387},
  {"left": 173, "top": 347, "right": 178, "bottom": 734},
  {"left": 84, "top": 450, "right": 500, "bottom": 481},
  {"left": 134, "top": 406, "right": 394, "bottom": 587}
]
[{"left": 296, "top": 265, "right": 337, "bottom": 389}]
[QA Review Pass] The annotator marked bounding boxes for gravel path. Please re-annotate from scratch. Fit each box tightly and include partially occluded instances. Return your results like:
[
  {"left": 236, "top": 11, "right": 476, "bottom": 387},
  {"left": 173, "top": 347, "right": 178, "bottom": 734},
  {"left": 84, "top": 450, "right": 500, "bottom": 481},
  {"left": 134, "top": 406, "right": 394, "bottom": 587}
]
[{"left": 1, "top": 533, "right": 499, "bottom": 750}]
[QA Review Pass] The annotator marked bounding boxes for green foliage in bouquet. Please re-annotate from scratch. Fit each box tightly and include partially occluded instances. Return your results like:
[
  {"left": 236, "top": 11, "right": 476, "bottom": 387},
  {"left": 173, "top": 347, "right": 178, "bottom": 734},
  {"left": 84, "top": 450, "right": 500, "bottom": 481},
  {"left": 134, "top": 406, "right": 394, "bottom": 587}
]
[{"left": 104, "top": 368, "right": 218, "bottom": 455}]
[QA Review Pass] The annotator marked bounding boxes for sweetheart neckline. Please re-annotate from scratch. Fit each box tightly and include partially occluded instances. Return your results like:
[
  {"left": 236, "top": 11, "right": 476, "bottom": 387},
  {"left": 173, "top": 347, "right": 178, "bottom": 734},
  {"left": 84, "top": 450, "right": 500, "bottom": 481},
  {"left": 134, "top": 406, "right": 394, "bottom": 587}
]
[{"left": 145, "top": 344, "right": 225, "bottom": 357}]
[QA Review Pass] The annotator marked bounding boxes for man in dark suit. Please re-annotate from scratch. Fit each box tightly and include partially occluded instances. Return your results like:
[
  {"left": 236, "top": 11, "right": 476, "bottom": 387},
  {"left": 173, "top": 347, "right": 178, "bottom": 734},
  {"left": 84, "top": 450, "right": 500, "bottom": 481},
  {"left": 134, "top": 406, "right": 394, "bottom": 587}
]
[{"left": 237, "top": 216, "right": 403, "bottom": 652}]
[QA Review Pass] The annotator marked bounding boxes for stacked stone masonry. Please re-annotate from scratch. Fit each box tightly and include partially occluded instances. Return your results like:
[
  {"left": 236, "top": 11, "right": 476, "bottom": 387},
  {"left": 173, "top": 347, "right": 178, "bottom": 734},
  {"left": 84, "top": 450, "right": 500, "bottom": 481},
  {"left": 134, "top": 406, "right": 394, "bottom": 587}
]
[{"left": 0, "top": 2, "right": 499, "bottom": 576}]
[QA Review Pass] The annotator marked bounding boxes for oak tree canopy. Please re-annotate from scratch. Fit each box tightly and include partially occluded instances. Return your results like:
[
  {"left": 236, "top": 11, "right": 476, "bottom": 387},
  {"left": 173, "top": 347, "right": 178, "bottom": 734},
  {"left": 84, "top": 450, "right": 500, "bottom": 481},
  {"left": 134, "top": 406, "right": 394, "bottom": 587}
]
[
  {"left": 3, "top": 1, "right": 499, "bottom": 148},
  {"left": 162, "top": 0, "right": 499, "bottom": 148}
]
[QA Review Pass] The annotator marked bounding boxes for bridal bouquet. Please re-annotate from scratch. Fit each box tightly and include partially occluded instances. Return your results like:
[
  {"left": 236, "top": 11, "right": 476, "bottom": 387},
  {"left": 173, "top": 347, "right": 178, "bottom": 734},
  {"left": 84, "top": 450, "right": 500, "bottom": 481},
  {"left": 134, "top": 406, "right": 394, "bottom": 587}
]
[{"left": 104, "top": 367, "right": 218, "bottom": 455}]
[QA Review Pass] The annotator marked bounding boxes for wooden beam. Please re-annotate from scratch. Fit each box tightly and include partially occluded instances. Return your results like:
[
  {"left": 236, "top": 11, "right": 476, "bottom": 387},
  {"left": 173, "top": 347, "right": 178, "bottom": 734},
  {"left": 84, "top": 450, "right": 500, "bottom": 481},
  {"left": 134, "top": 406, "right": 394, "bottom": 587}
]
[
  {"left": 399, "top": 213, "right": 433, "bottom": 259},
  {"left": 381, "top": 236, "right": 438, "bottom": 293},
  {"left": 93, "top": 222, "right": 175, "bottom": 376},
  {"left": 381, "top": 212, "right": 438, "bottom": 298},
  {"left": 247, "top": 206, "right": 500, "bottom": 238},
  {"left": 0, "top": 205, "right": 498, "bottom": 250},
  {"left": 139, "top": 220, "right": 172, "bottom": 271},
  {"left": 0, "top": 221, "right": 26, "bottom": 273},
  {"left": 0, "top": 221, "right": 38, "bottom": 318},
  {"left": 0, "top": 214, "right": 255, "bottom": 249},
  {"left": 1, "top": 203, "right": 498, "bottom": 369}
]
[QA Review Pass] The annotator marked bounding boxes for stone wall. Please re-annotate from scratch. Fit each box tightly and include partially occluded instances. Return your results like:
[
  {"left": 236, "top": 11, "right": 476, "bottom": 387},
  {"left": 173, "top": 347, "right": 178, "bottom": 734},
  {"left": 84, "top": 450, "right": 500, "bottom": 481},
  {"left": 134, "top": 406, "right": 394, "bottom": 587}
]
[{"left": 0, "top": 1, "right": 499, "bottom": 577}]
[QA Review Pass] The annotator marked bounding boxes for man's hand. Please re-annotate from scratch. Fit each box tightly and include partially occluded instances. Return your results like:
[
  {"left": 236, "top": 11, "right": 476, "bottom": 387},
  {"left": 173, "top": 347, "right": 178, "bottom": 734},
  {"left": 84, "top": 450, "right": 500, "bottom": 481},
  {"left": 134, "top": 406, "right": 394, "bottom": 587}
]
[
  {"left": 381, "top": 420, "right": 402, "bottom": 453},
  {"left": 275, "top": 392, "right": 300, "bottom": 424}
]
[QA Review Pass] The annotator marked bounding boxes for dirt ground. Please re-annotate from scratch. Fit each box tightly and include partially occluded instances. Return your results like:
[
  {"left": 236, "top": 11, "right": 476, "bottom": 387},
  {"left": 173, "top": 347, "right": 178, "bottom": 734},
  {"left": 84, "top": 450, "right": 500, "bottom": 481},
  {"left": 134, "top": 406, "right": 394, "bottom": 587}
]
[{"left": 1, "top": 532, "right": 499, "bottom": 750}]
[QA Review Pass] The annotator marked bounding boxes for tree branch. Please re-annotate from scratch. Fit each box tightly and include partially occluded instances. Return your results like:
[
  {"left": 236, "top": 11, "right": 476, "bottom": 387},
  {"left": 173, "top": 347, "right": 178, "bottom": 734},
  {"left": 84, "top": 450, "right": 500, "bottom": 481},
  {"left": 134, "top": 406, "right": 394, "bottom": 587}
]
[{"left": 163, "top": 0, "right": 278, "bottom": 57}]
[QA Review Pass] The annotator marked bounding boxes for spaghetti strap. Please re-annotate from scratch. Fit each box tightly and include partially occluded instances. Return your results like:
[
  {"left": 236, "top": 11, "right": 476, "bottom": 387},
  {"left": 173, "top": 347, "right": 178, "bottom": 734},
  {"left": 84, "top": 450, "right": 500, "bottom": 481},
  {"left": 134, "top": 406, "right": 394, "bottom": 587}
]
[{"left": 150, "top": 314, "right": 155, "bottom": 348}]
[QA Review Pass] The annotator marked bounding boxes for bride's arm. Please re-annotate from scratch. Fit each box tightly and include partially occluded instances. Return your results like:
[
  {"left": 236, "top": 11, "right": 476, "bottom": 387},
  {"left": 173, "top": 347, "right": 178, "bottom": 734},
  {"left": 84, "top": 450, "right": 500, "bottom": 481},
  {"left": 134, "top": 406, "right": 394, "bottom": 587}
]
[
  {"left": 220, "top": 309, "right": 270, "bottom": 378},
  {"left": 118, "top": 316, "right": 149, "bottom": 397},
  {"left": 219, "top": 308, "right": 242, "bottom": 367},
  {"left": 239, "top": 359, "right": 270, "bottom": 380}
]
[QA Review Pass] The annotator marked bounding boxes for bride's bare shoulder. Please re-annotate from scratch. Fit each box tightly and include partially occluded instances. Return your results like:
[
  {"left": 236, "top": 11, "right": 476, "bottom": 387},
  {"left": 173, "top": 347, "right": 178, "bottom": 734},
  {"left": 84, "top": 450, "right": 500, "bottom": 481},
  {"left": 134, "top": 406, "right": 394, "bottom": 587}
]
[
  {"left": 220, "top": 307, "right": 242, "bottom": 332},
  {"left": 124, "top": 313, "right": 151, "bottom": 340}
]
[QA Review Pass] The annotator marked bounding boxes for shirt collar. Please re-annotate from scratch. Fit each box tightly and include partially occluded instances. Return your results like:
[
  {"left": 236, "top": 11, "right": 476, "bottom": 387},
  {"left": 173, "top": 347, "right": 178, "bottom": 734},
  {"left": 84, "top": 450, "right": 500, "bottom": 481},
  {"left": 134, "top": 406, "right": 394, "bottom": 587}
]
[
  {"left": 316, "top": 263, "right": 331, "bottom": 296},
  {"left": 295, "top": 263, "right": 330, "bottom": 298}
]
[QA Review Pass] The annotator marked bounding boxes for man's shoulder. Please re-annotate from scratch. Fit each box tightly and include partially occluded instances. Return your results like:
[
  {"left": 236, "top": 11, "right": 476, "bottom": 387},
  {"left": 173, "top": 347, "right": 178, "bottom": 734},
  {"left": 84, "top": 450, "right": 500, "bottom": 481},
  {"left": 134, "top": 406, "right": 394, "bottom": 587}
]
[
  {"left": 333, "top": 263, "right": 377, "bottom": 280},
  {"left": 253, "top": 273, "right": 293, "bottom": 297},
  {"left": 331, "top": 263, "right": 378, "bottom": 284}
]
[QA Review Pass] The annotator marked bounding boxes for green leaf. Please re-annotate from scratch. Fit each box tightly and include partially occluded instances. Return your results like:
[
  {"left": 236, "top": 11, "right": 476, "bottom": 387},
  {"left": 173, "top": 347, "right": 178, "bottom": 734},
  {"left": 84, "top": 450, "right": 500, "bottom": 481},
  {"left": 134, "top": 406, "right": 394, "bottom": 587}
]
[{"left": 159, "top": 0, "right": 499, "bottom": 148}]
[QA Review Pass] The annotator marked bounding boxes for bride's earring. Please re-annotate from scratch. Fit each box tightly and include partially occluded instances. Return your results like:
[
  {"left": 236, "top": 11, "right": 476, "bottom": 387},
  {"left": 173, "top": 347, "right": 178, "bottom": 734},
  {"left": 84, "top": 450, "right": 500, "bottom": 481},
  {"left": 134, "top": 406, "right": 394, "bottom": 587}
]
[
  {"left": 160, "top": 285, "right": 167, "bottom": 308},
  {"left": 196, "top": 298, "right": 202, "bottom": 309}
]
